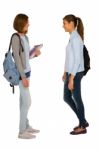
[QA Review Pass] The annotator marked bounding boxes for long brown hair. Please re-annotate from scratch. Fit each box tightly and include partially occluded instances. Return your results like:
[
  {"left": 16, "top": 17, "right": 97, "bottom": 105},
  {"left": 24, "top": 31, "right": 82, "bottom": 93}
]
[{"left": 63, "top": 14, "right": 84, "bottom": 41}]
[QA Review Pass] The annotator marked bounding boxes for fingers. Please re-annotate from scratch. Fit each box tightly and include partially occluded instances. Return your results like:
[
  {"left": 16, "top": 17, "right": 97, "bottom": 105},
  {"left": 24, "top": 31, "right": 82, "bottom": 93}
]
[
  {"left": 68, "top": 83, "right": 74, "bottom": 91},
  {"left": 34, "top": 50, "right": 41, "bottom": 56}
]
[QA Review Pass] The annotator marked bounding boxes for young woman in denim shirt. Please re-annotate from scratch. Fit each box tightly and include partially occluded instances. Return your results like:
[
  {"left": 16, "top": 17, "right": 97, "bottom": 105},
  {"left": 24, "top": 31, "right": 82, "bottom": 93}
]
[{"left": 62, "top": 14, "right": 89, "bottom": 135}]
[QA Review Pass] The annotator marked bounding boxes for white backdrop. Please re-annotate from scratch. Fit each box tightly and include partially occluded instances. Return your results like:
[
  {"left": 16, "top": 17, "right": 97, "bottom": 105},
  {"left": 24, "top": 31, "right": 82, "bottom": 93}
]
[{"left": 0, "top": 0, "right": 98, "bottom": 149}]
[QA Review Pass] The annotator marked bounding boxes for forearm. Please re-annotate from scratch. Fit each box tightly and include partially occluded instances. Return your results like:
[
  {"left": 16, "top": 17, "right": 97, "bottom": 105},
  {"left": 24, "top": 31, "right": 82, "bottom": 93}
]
[
  {"left": 13, "top": 52, "right": 26, "bottom": 78},
  {"left": 29, "top": 50, "right": 35, "bottom": 59}
]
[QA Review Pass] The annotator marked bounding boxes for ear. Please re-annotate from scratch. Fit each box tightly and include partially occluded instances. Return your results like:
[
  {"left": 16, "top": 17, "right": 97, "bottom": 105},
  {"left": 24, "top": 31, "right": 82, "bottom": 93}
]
[
  {"left": 70, "top": 21, "right": 75, "bottom": 28},
  {"left": 70, "top": 21, "right": 74, "bottom": 25}
]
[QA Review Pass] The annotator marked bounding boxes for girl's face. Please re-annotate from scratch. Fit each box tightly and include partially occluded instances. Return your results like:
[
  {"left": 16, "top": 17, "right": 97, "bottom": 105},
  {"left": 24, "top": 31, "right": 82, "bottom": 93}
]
[
  {"left": 23, "top": 20, "right": 29, "bottom": 34},
  {"left": 63, "top": 20, "right": 74, "bottom": 33}
]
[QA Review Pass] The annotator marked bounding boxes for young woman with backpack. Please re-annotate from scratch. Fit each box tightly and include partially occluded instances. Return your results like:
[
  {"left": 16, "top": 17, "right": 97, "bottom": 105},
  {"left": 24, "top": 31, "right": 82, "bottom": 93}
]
[
  {"left": 12, "top": 14, "right": 41, "bottom": 139},
  {"left": 62, "top": 14, "right": 89, "bottom": 135}
]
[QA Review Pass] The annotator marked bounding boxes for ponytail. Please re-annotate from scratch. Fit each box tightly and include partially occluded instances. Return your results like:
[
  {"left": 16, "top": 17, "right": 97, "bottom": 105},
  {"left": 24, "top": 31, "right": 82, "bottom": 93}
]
[{"left": 76, "top": 17, "right": 84, "bottom": 41}]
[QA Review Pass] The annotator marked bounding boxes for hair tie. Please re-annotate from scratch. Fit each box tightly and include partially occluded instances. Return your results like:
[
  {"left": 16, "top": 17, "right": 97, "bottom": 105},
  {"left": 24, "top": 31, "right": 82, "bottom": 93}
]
[{"left": 76, "top": 17, "right": 79, "bottom": 26}]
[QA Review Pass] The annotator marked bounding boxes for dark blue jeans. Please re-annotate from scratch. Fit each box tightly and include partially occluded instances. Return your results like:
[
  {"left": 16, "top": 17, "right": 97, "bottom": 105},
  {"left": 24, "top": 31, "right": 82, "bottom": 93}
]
[{"left": 64, "top": 72, "right": 87, "bottom": 127}]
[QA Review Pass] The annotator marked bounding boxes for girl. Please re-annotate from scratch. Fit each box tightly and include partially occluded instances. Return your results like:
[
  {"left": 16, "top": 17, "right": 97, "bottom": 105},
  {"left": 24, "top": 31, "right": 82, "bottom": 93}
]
[
  {"left": 12, "top": 14, "right": 41, "bottom": 139},
  {"left": 62, "top": 14, "right": 89, "bottom": 135}
]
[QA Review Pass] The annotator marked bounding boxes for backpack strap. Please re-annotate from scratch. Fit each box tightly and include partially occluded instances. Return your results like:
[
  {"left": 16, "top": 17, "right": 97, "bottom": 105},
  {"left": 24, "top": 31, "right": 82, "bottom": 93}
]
[
  {"left": 10, "top": 84, "right": 15, "bottom": 94},
  {"left": 8, "top": 33, "right": 24, "bottom": 53}
]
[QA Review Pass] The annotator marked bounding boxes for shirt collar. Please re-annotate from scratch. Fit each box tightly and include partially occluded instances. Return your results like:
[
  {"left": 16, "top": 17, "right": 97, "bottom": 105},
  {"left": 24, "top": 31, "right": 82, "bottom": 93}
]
[{"left": 70, "top": 29, "right": 77, "bottom": 40}]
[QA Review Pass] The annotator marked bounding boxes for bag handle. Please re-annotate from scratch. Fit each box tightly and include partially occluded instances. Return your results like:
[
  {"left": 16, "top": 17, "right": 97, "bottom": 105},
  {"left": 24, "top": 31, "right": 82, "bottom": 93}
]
[{"left": 8, "top": 33, "right": 24, "bottom": 53}]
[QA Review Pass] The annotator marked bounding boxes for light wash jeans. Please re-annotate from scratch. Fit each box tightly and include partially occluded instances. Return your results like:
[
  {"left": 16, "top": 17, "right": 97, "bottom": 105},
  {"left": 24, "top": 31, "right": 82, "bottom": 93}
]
[{"left": 19, "top": 78, "right": 31, "bottom": 133}]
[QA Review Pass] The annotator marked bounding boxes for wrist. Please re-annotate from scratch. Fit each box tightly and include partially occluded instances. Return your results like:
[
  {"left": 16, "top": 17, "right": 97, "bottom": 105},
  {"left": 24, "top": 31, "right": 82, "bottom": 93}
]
[{"left": 70, "top": 74, "right": 74, "bottom": 80}]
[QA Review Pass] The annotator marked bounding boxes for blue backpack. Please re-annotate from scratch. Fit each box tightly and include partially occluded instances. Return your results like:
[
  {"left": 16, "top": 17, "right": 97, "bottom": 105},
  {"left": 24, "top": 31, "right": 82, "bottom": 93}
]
[{"left": 3, "top": 33, "right": 24, "bottom": 93}]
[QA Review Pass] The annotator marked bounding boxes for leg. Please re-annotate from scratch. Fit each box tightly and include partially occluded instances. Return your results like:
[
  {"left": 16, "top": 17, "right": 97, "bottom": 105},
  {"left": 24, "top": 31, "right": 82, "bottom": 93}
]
[
  {"left": 63, "top": 74, "right": 79, "bottom": 119},
  {"left": 72, "top": 72, "right": 87, "bottom": 127},
  {"left": 69, "top": 72, "right": 89, "bottom": 135},
  {"left": 20, "top": 95, "right": 30, "bottom": 127},
  {"left": 26, "top": 118, "right": 30, "bottom": 129},
  {"left": 19, "top": 78, "right": 31, "bottom": 133}
]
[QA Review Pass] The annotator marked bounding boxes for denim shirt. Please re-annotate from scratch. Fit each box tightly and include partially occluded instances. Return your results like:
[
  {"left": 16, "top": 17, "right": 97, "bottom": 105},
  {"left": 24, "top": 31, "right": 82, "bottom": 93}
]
[{"left": 64, "top": 30, "right": 84, "bottom": 76}]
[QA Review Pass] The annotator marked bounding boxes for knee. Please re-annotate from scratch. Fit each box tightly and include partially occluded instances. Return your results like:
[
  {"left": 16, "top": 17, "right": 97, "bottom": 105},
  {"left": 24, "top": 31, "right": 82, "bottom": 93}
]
[{"left": 23, "top": 100, "right": 31, "bottom": 109}]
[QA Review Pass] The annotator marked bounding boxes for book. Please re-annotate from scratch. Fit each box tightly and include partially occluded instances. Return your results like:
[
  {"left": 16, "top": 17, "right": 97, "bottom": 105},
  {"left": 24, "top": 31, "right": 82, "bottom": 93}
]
[{"left": 30, "top": 44, "right": 43, "bottom": 57}]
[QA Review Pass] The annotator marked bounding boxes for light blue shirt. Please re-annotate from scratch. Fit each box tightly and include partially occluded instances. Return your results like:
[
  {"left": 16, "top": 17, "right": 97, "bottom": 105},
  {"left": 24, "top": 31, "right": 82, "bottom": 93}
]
[{"left": 64, "top": 30, "right": 84, "bottom": 76}]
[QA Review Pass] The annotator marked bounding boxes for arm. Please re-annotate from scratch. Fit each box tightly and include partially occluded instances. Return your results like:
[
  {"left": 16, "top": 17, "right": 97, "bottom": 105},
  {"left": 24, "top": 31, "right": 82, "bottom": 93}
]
[
  {"left": 29, "top": 49, "right": 35, "bottom": 59},
  {"left": 68, "top": 38, "right": 81, "bottom": 90},
  {"left": 71, "top": 37, "right": 81, "bottom": 76},
  {"left": 12, "top": 35, "right": 26, "bottom": 78}
]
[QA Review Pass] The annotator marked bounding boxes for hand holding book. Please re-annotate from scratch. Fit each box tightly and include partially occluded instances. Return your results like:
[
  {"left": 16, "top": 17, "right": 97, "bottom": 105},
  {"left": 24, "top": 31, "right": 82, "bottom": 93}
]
[{"left": 30, "top": 44, "right": 43, "bottom": 58}]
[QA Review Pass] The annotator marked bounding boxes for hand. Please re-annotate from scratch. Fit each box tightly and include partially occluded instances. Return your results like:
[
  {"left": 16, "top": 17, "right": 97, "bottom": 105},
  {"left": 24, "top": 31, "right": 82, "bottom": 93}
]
[
  {"left": 68, "top": 75, "right": 74, "bottom": 91},
  {"left": 34, "top": 49, "right": 41, "bottom": 57},
  {"left": 22, "top": 78, "right": 29, "bottom": 87},
  {"left": 62, "top": 72, "right": 66, "bottom": 81}
]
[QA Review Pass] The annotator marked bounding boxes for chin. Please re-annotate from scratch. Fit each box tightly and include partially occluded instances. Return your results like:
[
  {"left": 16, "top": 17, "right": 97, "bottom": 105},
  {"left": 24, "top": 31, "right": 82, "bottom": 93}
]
[{"left": 24, "top": 30, "right": 28, "bottom": 34}]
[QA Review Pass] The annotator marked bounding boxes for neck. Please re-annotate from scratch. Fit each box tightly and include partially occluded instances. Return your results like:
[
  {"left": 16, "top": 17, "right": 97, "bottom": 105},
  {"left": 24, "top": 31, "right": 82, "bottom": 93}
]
[
  {"left": 18, "top": 32, "right": 25, "bottom": 36},
  {"left": 69, "top": 28, "right": 75, "bottom": 34}
]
